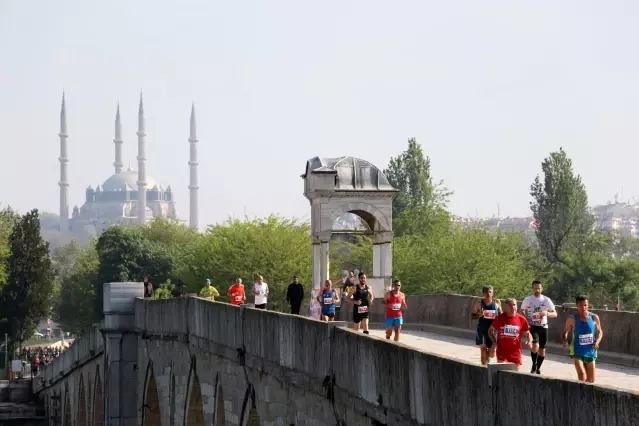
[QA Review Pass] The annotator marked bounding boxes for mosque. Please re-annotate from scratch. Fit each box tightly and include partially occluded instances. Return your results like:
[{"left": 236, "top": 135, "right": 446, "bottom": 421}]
[{"left": 57, "top": 93, "right": 199, "bottom": 238}]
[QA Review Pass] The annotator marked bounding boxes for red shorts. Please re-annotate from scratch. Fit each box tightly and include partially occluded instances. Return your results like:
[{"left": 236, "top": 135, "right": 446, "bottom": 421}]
[{"left": 496, "top": 351, "right": 522, "bottom": 366}]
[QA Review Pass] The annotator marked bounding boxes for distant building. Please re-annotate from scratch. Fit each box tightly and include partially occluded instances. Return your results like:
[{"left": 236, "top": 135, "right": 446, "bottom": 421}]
[{"left": 56, "top": 93, "right": 200, "bottom": 239}]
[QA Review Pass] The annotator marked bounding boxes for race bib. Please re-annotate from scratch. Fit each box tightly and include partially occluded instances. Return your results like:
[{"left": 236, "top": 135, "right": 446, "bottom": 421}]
[
  {"left": 323, "top": 297, "right": 334, "bottom": 304},
  {"left": 391, "top": 303, "right": 401, "bottom": 311},
  {"left": 579, "top": 333, "right": 594, "bottom": 345},
  {"left": 234, "top": 295, "right": 243, "bottom": 302},
  {"left": 503, "top": 325, "right": 519, "bottom": 337},
  {"left": 531, "top": 312, "right": 543, "bottom": 325},
  {"left": 483, "top": 310, "right": 496, "bottom": 319},
  {"left": 358, "top": 306, "right": 369, "bottom": 314}
]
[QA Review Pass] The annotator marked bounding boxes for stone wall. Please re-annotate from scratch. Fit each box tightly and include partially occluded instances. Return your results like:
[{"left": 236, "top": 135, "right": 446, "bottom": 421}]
[
  {"left": 357, "top": 293, "right": 639, "bottom": 360},
  {"left": 35, "top": 294, "right": 639, "bottom": 425}
]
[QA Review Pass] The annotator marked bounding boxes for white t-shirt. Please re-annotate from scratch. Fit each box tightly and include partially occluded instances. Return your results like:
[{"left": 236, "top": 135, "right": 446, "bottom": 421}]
[
  {"left": 253, "top": 282, "right": 268, "bottom": 305},
  {"left": 520, "top": 295, "right": 556, "bottom": 328}
]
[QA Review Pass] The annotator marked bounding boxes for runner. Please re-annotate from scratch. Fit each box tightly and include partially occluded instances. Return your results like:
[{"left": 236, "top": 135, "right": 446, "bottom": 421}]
[
  {"left": 199, "top": 279, "right": 219, "bottom": 301},
  {"left": 226, "top": 278, "right": 246, "bottom": 306},
  {"left": 317, "top": 279, "right": 338, "bottom": 321},
  {"left": 382, "top": 280, "right": 407, "bottom": 342},
  {"left": 562, "top": 295, "right": 603, "bottom": 383},
  {"left": 346, "top": 272, "right": 374, "bottom": 334},
  {"left": 252, "top": 275, "right": 269, "bottom": 310},
  {"left": 520, "top": 280, "right": 557, "bottom": 374},
  {"left": 488, "top": 298, "right": 532, "bottom": 369},
  {"left": 471, "top": 285, "right": 502, "bottom": 365}
]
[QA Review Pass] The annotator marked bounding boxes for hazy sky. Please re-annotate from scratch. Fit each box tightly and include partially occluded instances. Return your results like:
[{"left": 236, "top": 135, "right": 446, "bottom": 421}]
[{"left": 1, "top": 1, "right": 639, "bottom": 228}]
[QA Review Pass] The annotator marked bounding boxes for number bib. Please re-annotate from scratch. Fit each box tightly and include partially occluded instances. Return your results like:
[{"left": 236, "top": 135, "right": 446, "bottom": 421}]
[
  {"left": 323, "top": 297, "right": 334, "bottom": 304},
  {"left": 234, "top": 295, "right": 243, "bottom": 303},
  {"left": 483, "top": 310, "right": 496, "bottom": 319},
  {"left": 502, "top": 325, "right": 519, "bottom": 337},
  {"left": 358, "top": 306, "right": 369, "bottom": 314},
  {"left": 579, "top": 333, "right": 594, "bottom": 345},
  {"left": 391, "top": 303, "right": 401, "bottom": 311},
  {"left": 531, "top": 312, "right": 543, "bottom": 326}
]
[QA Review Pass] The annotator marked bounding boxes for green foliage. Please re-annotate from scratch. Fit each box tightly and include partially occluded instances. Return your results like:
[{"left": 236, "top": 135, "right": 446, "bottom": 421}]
[
  {"left": 0, "top": 207, "right": 19, "bottom": 291},
  {"left": 0, "top": 209, "right": 55, "bottom": 352},
  {"left": 530, "top": 147, "right": 593, "bottom": 264},
  {"left": 178, "top": 215, "right": 312, "bottom": 311},
  {"left": 52, "top": 243, "right": 99, "bottom": 335},
  {"left": 154, "top": 280, "right": 175, "bottom": 299}
]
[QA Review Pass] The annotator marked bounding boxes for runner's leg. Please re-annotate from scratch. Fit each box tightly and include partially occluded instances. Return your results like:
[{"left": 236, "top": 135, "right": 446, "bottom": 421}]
[
  {"left": 385, "top": 318, "right": 393, "bottom": 339},
  {"left": 362, "top": 317, "right": 370, "bottom": 334},
  {"left": 572, "top": 358, "right": 586, "bottom": 382},
  {"left": 530, "top": 328, "right": 540, "bottom": 373},
  {"left": 476, "top": 329, "right": 487, "bottom": 365},
  {"left": 393, "top": 324, "right": 401, "bottom": 342},
  {"left": 584, "top": 360, "right": 596, "bottom": 383}
]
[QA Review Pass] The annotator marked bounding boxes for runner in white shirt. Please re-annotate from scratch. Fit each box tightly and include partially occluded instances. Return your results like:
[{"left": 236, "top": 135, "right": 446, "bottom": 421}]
[
  {"left": 519, "top": 280, "right": 557, "bottom": 374},
  {"left": 252, "top": 275, "right": 269, "bottom": 310}
]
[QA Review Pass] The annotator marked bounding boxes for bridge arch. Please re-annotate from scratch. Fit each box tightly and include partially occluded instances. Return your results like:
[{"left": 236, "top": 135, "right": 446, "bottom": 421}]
[
  {"left": 141, "top": 362, "right": 162, "bottom": 426},
  {"left": 185, "top": 360, "right": 204, "bottom": 426},
  {"left": 93, "top": 366, "right": 104, "bottom": 426},
  {"left": 78, "top": 376, "right": 87, "bottom": 426},
  {"left": 214, "top": 373, "right": 225, "bottom": 426}
]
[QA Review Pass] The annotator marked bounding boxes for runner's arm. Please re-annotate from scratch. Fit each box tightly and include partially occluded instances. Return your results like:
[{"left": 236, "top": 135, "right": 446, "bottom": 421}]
[
  {"left": 368, "top": 289, "right": 375, "bottom": 304},
  {"left": 593, "top": 314, "right": 603, "bottom": 346},
  {"left": 212, "top": 287, "right": 220, "bottom": 297},
  {"left": 495, "top": 299, "right": 502, "bottom": 314},
  {"left": 471, "top": 302, "right": 482, "bottom": 319},
  {"left": 546, "top": 300, "right": 558, "bottom": 318},
  {"left": 518, "top": 299, "right": 529, "bottom": 316},
  {"left": 401, "top": 294, "right": 408, "bottom": 309},
  {"left": 226, "top": 286, "right": 234, "bottom": 296},
  {"left": 344, "top": 286, "right": 356, "bottom": 304},
  {"left": 524, "top": 330, "right": 533, "bottom": 346},
  {"left": 488, "top": 324, "right": 498, "bottom": 345},
  {"left": 561, "top": 316, "right": 574, "bottom": 344},
  {"left": 381, "top": 291, "right": 390, "bottom": 304}
]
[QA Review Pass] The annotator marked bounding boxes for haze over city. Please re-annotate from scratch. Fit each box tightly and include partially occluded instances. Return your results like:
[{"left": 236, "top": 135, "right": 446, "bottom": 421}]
[{"left": 2, "top": 1, "right": 639, "bottom": 228}]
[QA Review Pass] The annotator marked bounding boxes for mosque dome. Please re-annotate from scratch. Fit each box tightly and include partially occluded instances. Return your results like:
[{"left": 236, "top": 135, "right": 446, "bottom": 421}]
[
  {"left": 304, "top": 156, "right": 397, "bottom": 191},
  {"left": 101, "top": 165, "right": 158, "bottom": 191}
]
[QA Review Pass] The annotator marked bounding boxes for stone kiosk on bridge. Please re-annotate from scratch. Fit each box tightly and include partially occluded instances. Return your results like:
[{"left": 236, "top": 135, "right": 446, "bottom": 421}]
[
  {"left": 33, "top": 283, "right": 639, "bottom": 426},
  {"left": 302, "top": 156, "right": 399, "bottom": 299}
]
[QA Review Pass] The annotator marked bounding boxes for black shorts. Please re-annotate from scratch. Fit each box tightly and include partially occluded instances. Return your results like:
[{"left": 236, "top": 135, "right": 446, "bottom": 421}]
[
  {"left": 322, "top": 312, "right": 335, "bottom": 319},
  {"left": 353, "top": 308, "right": 369, "bottom": 324},
  {"left": 530, "top": 326, "right": 548, "bottom": 348},
  {"left": 254, "top": 303, "right": 267, "bottom": 310},
  {"left": 475, "top": 327, "right": 494, "bottom": 348}
]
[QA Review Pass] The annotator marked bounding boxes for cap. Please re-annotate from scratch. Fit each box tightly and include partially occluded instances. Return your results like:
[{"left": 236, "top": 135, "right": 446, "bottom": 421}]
[{"left": 205, "top": 279, "right": 211, "bottom": 284}]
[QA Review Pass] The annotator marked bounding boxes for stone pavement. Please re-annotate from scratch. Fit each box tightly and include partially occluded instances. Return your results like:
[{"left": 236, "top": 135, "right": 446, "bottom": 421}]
[{"left": 368, "top": 329, "right": 639, "bottom": 392}]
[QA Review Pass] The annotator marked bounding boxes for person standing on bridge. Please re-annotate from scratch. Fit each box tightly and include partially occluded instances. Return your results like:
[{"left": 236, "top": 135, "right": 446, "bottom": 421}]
[
  {"left": 382, "top": 279, "right": 407, "bottom": 342},
  {"left": 520, "top": 280, "right": 557, "bottom": 374},
  {"left": 252, "top": 275, "right": 269, "bottom": 309},
  {"left": 471, "top": 285, "right": 502, "bottom": 365},
  {"left": 562, "top": 295, "right": 603, "bottom": 383},
  {"left": 227, "top": 278, "right": 246, "bottom": 306},
  {"left": 199, "top": 279, "right": 220, "bottom": 301},
  {"left": 489, "top": 298, "right": 532, "bottom": 369},
  {"left": 286, "top": 276, "right": 305, "bottom": 315},
  {"left": 317, "top": 279, "right": 338, "bottom": 321},
  {"left": 346, "top": 272, "right": 374, "bottom": 334}
]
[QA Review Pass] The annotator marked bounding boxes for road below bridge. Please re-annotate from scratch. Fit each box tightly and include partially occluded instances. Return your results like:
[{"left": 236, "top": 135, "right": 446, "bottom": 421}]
[{"left": 368, "top": 329, "right": 639, "bottom": 391}]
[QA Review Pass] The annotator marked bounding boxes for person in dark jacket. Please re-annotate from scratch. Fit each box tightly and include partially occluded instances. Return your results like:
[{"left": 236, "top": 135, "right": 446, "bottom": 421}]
[
  {"left": 143, "top": 276, "right": 154, "bottom": 298},
  {"left": 286, "top": 276, "right": 305, "bottom": 315}
]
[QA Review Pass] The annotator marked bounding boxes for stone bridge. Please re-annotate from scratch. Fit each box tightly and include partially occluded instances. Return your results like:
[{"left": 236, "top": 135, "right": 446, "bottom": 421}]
[{"left": 34, "top": 283, "right": 639, "bottom": 426}]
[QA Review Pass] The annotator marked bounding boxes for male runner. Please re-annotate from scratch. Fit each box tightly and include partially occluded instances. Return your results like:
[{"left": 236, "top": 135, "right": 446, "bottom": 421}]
[
  {"left": 520, "top": 280, "right": 557, "bottom": 374},
  {"left": 562, "top": 295, "right": 603, "bottom": 383},
  {"left": 227, "top": 278, "right": 246, "bottom": 306},
  {"left": 199, "top": 279, "right": 220, "bottom": 301},
  {"left": 382, "top": 280, "right": 407, "bottom": 342},
  {"left": 489, "top": 298, "right": 532, "bottom": 369},
  {"left": 346, "top": 272, "right": 374, "bottom": 334},
  {"left": 471, "top": 285, "right": 502, "bottom": 365},
  {"left": 317, "top": 279, "right": 338, "bottom": 321}
]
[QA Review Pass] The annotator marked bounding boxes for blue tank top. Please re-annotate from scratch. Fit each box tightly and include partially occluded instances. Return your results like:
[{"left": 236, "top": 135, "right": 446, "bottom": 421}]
[
  {"left": 321, "top": 289, "right": 336, "bottom": 314},
  {"left": 477, "top": 300, "right": 499, "bottom": 329},
  {"left": 571, "top": 312, "right": 597, "bottom": 358}
]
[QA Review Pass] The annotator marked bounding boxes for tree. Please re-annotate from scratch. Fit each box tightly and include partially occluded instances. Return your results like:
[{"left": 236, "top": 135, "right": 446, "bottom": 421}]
[
  {"left": 0, "top": 207, "right": 19, "bottom": 290},
  {"left": 530, "top": 148, "right": 593, "bottom": 264},
  {"left": 53, "top": 245, "right": 99, "bottom": 335},
  {"left": 178, "top": 215, "right": 312, "bottom": 311},
  {"left": 94, "top": 226, "right": 173, "bottom": 320},
  {"left": 384, "top": 138, "right": 452, "bottom": 236},
  {"left": 0, "top": 209, "right": 55, "bottom": 352}
]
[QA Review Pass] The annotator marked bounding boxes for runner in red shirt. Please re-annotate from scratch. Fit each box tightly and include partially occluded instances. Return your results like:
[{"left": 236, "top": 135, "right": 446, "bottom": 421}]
[
  {"left": 488, "top": 297, "right": 532, "bottom": 369},
  {"left": 227, "top": 278, "right": 246, "bottom": 306},
  {"left": 382, "top": 280, "right": 408, "bottom": 342}
]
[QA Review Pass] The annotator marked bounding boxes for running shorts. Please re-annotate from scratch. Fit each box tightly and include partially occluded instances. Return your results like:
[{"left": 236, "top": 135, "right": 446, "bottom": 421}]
[
  {"left": 353, "top": 306, "right": 369, "bottom": 323},
  {"left": 497, "top": 351, "right": 523, "bottom": 366},
  {"left": 322, "top": 311, "right": 335, "bottom": 319},
  {"left": 530, "top": 326, "right": 548, "bottom": 348},
  {"left": 385, "top": 317, "right": 403, "bottom": 328},
  {"left": 571, "top": 354, "right": 597, "bottom": 364},
  {"left": 475, "top": 327, "right": 494, "bottom": 348}
]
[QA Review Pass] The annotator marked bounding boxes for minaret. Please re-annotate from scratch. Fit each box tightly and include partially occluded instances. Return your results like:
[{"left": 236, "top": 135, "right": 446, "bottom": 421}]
[
  {"left": 113, "top": 103, "right": 123, "bottom": 174},
  {"left": 136, "top": 93, "right": 147, "bottom": 225},
  {"left": 59, "top": 93, "right": 69, "bottom": 232},
  {"left": 188, "top": 102, "right": 199, "bottom": 229}
]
